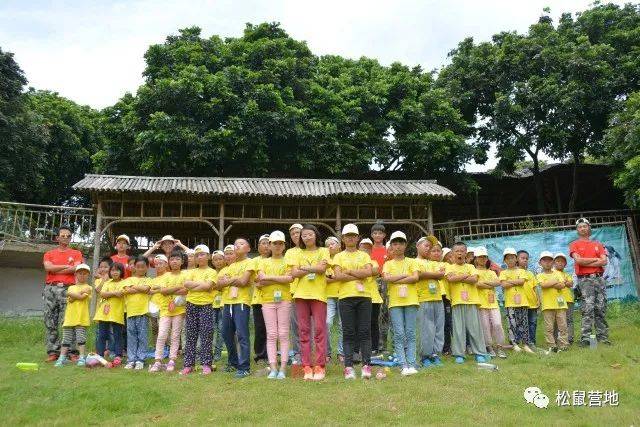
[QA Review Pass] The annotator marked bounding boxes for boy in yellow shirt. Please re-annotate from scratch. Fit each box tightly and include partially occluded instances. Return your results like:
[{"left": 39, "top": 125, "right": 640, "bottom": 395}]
[
  {"left": 445, "top": 242, "right": 488, "bottom": 364},
  {"left": 211, "top": 250, "right": 226, "bottom": 361},
  {"left": 251, "top": 235, "right": 271, "bottom": 365},
  {"left": 554, "top": 252, "right": 575, "bottom": 344},
  {"left": 382, "top": 231, "right": 419, "bottom": 376},
  {"left": 537, "top": 251, "right": 569, "bottom": 352},
  {"left": 325, "top": 235, "right": 344, "bottom": 363},
  {"left": 499, "top": 248, "right": 534, "bottom": 353},
  {"left": 94, "top": 262, "right": 127, "bottom": 365},
  {"left": 517, "top": 250, "right": 540, "bottom": 349},
  {"left": 55, "top": 264, "right": 92, "bottom": 367},
  {"left": 122, "top": 256, "right": 151, "bottom": 370}
]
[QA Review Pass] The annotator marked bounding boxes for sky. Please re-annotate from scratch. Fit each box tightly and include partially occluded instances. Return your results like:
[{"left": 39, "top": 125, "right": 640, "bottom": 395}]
[{"left": 0, "top": 0, "right": 625, "bottom": 171}]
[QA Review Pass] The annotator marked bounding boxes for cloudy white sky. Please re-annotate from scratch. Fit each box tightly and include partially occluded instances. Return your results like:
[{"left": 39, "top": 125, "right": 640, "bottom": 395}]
[{"left": 0, "top": 0, "right": 624, "bottom": 171}]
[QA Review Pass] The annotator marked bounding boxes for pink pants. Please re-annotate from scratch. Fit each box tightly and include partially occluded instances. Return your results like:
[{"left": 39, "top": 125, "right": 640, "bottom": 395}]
[
  {"left": 295, "top": 299, "right": 327, "bottom": 368},
  {"left": 479, "top": 308, "right": 505, "bottom": 347},
  {"left": 262, "top": 301, "right": 291, "bottom": 367},
  {"left": 155, "top": 315, "right": 184, "bottom": 360}
]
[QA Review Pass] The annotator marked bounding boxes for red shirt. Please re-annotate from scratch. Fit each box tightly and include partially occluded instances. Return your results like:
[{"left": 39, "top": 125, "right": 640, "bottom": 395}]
[
  {"left": 111, "top": 254, "right": 132, "bottom": 278},
  {"left": 569, "top": 239, "right": 607, "bottom": 276},
  {"left": 43, "top": 247, "right": 84, "bottom": 285},
  {"left": 371, "top": 246, "right": 388, "bottom": 269}
]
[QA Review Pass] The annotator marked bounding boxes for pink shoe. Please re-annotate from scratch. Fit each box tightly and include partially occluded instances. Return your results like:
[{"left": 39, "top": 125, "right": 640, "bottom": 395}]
[
  {"left": 361, "top": 365, "right": 372, "bottom": 379},
  {"left": 179, "top": 367, "right": 193, "bottom": 375},
  {"left": 202, "top": 365, "right": 212, "bottom": 375},
  {"left": 166, "top": 360, "right": 176, "bottom": 372},
  {"left": 148, "top": 361, "right": 162, "bottom": 373},
  {"left": 112, "top": 356, "right": 122, "bottom": 367}
]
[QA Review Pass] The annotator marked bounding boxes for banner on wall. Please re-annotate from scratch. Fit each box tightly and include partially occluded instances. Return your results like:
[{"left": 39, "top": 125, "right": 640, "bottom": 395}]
[{"left": 464, "top": 225, "right": 638, "bottom": 301}]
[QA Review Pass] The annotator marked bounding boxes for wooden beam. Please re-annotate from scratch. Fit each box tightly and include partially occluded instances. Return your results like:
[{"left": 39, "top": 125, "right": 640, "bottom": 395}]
[
  {"left": 427, "top": 202, "right": 434, "bottom": 235},
  {"left": 90, "top": 200, "right": 103, "bottom": 317},
  {"left": 218, "top": 199, "right": 225, "bottom": 250}
]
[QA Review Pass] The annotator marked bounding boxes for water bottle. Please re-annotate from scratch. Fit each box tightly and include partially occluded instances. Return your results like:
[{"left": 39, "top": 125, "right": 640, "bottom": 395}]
[
  {"left": 477, "top": 362, "right": 499, "bottom": 371},
  {"left": 589, "top": 334, "right": 597, "bottom": 349}
]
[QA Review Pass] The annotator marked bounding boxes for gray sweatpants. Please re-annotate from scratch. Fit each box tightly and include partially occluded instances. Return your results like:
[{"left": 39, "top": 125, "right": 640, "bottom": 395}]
[
  {"left": 451, "top": 304, "right": 486, "bottom": 358},
  {"left": 418, "top": 300, "right": 444, "bottom": 358}
]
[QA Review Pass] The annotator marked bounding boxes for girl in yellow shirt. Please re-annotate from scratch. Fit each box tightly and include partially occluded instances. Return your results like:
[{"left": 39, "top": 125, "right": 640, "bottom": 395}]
[
  {"left": 473, "top": 248, "right": 507, "bottom": 359},
  {"left": 211, "top": 250, "right": 226, "bottom": 362},
  {"left": 499, "top": 248, "right": 534, "bottom": 353},
  {"left": 554, "top": 253, "right": 575, "bottom": 344},
  {"left": 324, "top": 236, "right": 344, "bottom": 364},
  {"left": 94, "top": 262, "right": 126, "bottom": 365}
]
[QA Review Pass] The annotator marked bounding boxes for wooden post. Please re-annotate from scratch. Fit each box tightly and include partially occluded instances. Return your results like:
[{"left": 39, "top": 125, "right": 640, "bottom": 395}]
[
  {"left": 475, "top": 188, "right": 480, "bottom": 219},
  {"left": 335, "top": 203, "right": 342, "bottom": 233},
  {"left": 626, "top": 217, "right": 640, "bottom": 295},
  {"left": 90, "top": 200, "right": 103, "bottom": 317},
  {"left": 218, "top": 199, "right": 225, "bottom": 250},
  {"left": 427, "top": 202, "right": 434, "bottom": 235}
]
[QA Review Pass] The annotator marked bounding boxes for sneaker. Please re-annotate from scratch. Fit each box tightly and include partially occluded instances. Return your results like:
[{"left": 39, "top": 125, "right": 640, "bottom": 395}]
[
  {"left": 46, "top": 354, "right": 59, "bottom": 362},
  {"left": 179, "top": 367, "right": 193, "bottom": 375},
  {"left": 224, "top": 365, "right": 236, "bottom": 373},
  {"left": 124, "top": 362, "right": 135, "bottom": 370},
  {"left": 303, "top": 366, "right": 314, "bottom": 381},
  {"left": 512, "top": 344, "right": 522, "bottom": 352},
  {"left": 475, "top": 355, "right": 487, "bottom": 363},
  {"left": 528, "top": 344, "right": 538, "bottom": 352},
  {"left": 361, "top": 365, "right": 372, "bottom": 379},
  {"left": 149, "top": 361, "right": 163, "bottom": 372},
  {"left": 488, "top": 348, "right": 497, "bottom": 358},
  {"left": 267, "top": 369, "right": 278, "bottom": 379},
  {"left": 558, "top": 347, "right": 568, "bottom": 352},
  {"left": 522, "top": 345, "right": 535, "bottom": 354},
  {"left": 312, "top": 366, "right": 326, "bottom": 381},
  {"left": 277, "top": 370, "right": 286, "bottom": 380},
  {"left": 455, "top": 356, "right": 465, "bottom": 364},
  {"left": 406, "top": 367, "right": 418, "bottom": 375},
  {"left": 202, "top": 365, "right": 212, "bottom": 375},
  {"left": 496, "top": 349, "right": 507, "bottom": 359},
  {"left": 54, "top": 356, "right": 67, "bottom": 367},
  {"left": 112, "top": 356, "right": 123, "bottom": 367},
  {"left": 421, "top": 358, "right": 432, "bottom": 368},
  {"left": 432, "top": 356, "right": 443, "bottom": 366},
  {"left": 344, "top": 367, "right": 356, "bottom": 380},
  {"left": 235, "top": 370, "right": 250, "bottom": 379},
  {"left": 166, "top": 360, "right": 176, "bottom": 372},
  {"left": 400, "top": 367, "right": 411, "bottom": 376},
  {"left": 76, "top": 356, "right": 86, "bottom": 367},
  {"left": 579, "top": 340, "right": 590, "bottom": 348},
  {"left": 134, "top": 361, "right": 144, "bottom": 370}
]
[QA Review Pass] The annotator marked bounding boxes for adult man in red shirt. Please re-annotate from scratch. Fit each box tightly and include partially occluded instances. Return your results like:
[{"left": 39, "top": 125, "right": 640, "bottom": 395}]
[
  {"left": 42, "top": 225, "right": 84, "bottom": 360},
  {"left": 111, "top": 234, "right": 132, "bottom": 278},
  {"left": 569, "top": 218, "right": 610, "bottom": 346}
]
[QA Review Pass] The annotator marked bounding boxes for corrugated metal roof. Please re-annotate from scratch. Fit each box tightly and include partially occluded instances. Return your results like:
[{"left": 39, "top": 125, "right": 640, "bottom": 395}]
[{"left": 73, "top": 174, "right": 455, "bottom": 199}]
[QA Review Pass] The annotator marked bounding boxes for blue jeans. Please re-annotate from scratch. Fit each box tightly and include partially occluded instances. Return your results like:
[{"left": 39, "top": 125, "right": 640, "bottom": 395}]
[
  {"left": 222, "top": 303, "right": 251, "bottom": 371},
  {"left": 527, "top": 308, "right": 538, "bottom": 346},
  {"left": 126, "top": 315, "right": 148, "bottom": 362},
  {"left": 96, "top": 321, "right": 123, "bottom": 357},
  {"left": 390, "top": 306, "right": 418, "bottom": 368},
  {"left": 326, "top": 297, "right": 343, "bottom": 357},
  {"left": 213, "top": 307, "right": 224, "bottom": 360}
]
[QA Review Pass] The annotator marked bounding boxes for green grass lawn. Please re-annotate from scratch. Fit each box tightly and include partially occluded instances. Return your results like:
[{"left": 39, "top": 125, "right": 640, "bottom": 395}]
[{"left": 1, "top": 303, "right": 639, "bottom": 426}]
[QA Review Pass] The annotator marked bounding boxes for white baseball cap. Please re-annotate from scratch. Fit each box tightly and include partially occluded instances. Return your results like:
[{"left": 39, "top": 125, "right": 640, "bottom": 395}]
[
  {"left": 258, "top": 234, "right": 270, "bottom": 242},
  {"left": 212, "top": 250, "right": 224, "bottom": 257},
  {"left": 554, "top": 252, "right": 568, "bottom": 261},
  {"left": 194, "top": 244, "right": 210, "bottom": 254},
  {"left": 389, "top": 231, "right": 407, "bottom": 242},
  {"left": 75, "top": 263, "right": 91, "bottom": 272},
  {"left": 442, "top": 248, "right": 451, "bottom": 259},
  {"left": 115, "top": 234, "right": 130, "bottom": 244},
  {"left": 224, "top": 244, "right": 235, "bottom": 252},
  {"left": 417, "top": 236, "right": 427, "bottom": 245},
  {"left": 269, "top": 230, "right": 286, "bottom": 243},
  {"left": 539, "top": 250, "right": 554, "bottom": 261},
  {"left": 341, "top": 223, "right": 359, "bottom": 235},
  {"left": 159, "top": 235, "right": 176, "bottom": 243},
  {"left": 503, "top": 247, "right": 517, "bottom": 257},
  {"left": 474, "top": 246, "right": 488, "bottom": 257},
  {"left": 325, "top": 236, "right": 340, "bottom": 246},
  {"left": 289, "top": 223, "right": 303, "bottom": 231},
  {"left": 467, "top": 246, "right": 476, "bottom": 254},
  {"left": 576, "top": 217, "right": 590, "bottom": 226},
  {"left": 154, "top": 254, "right": 168, "bottom": 263},
  {"left": 186, "top": 248, "right": 195, "bottom": 255},
  {"left": 359, "top": 238, "right": 373, "bottom": 246}
]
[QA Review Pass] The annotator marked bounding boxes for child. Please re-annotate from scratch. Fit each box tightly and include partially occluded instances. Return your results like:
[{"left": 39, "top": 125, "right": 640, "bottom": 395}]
[
  {"left": 148, "top": 254, "right": 168, "bottom": 347},
  {"left": 211, "top": 250, "right": 226, "bottom": 362},
  {"left": 358, "top": 238, "right": 383, "bottom": 357},
  {"left": 251, "top": 235, "right": 270, "bottom": 365},
  {"left": 181, "top": 244, "right": 217, "bottom": 375},
  {"left": 55, "top": 264, "right": 92, "bottom": 367},
  {"left": 285, "top": 224, "right": 303, "bottom": 365},
  {"left": 474, "top": 247, "right": 507, "bottom": 359},
  {"left": 445, "top": 242, "right": 488, "bottom": 364},
  {"left": 186, "top": 248, "right": 196, "bottom": 270},
  {"left": 441, "top": 247, "right": 453, "bottom": 355},
  {"left": 370, "top": 223, "right": 389, "bottom": 353},
  {"left": 94, "top": 262, "right": 126, "bottom": 365},
  {"left": 149, "top": 251, "right": 187, "bottom": 372},
  {"left": 111, "top": 234, "right": 132, "bottom": 278},
  {"left": 324, "top": 235, "right": 344, "bottom": 363},
  {"left": 333, "top": 224, "right": 374, "bottom": 379},
  {"left": 537, "top": 251, "right": 569, "bottom": 352},
  {"left": 499, "top": 248, "right": 533, "bottom": 353},
  {"left": 256, "top": 230, "right": 294, "bottom": 379},
  {"left": 415, "top": 237, "right": 446, "bottom": 367},
  {"left": 382, "top": 231, "right": 419, "bottom": 376},
  {"left": 217, "top": 238, "right": 254, "bottom": 379},
  {"left": 122, "top": 256, "right": 151, "bottom": 370},
  {"left": 517, "top": 250, "right": 540, "bottom": 349},
  {"left": 554, "top": 253, "right": 575, "bottom": 344},
  {"left": 290, "top": 224, "right": 330, "bottom": 381}
]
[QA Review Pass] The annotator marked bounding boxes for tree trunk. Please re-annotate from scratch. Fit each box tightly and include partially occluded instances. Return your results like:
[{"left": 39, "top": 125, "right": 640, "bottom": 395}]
[
  {"left": 532, "top": 158, "right": 546, "bottom": 214},
  {"left": 568, "top": 153, "right": 580, "bottom": 212}
]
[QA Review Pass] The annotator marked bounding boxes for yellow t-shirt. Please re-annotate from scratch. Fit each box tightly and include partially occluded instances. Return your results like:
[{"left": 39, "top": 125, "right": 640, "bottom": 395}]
[
  {"left": 522, "top": 270, "right": 539, "bottom": 309},
  {"left": 185, "top": 267, "right": 218, "bottom": 305},
  {"left": 93, "top": 279, "right": 126, "bottom": 324},
  {"left": 415, "top": 258, "right": 445, "bottom": 303},
  {"left": 63, "top": 283, "right": 92, "bottom": 327},
  {"left": 325, "top": 261, "right": 340, "bottom": 299},
  {"left": 292, "top": 247, "right": 331, "bottom": 302},
  {"left": 556, "top": 270, "right": 574, "bottom": 303},
  {"left": 220, "top": 257, "right": 255, "bottom": 306},
  {"left": 369, "top": 260, "right": 383, "bottom": 304},
  {"left": 284, "top": 247, "right": 302, "bottom": 294},
  {"left": 332, "top": 250, "right": 372, "bottom": 300},
  {"left": 537, "top": 271, "right": 568, "bottom": 311},
  {"left": 476, "top": 269, "right": 499, "bottom": 309},
  {"left": 445, "top": 263, "right": 480, "bottom": 306},
  {"left": 121, "top": 276, "right": 151, "bottom": 317},
  {"left": 499, "top": 268, "right": 529, "bottom": 308},
  {"left": 251, "top": 257, "right": 269, "bottom": 305},
  {"left": 382, "top": 257, "right": 419, "bottom": 308},
  {"left": 158, "top": 271, "right": 187, "bottom": 317},
  {"left": 257, "top": 257, "right": 293, "bottom": 303},
  {"left": 149, "top": 273, "right": 166, "bottom": 307}
]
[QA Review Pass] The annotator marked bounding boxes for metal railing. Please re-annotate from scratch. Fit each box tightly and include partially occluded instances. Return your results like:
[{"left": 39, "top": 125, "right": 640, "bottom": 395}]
[{"left": 0, "top": 201, "right": 94, "bottom": 245}]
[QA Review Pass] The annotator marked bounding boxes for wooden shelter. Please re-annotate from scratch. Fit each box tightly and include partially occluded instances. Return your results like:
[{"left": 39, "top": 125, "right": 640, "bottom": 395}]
[{"left": 72, "top": 174, "right": 455, "bottom": 271}]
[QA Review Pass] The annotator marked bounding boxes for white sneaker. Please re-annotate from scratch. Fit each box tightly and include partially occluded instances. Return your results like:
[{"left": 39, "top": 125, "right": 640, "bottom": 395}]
[
  {"left": 124, "top": 362, "right": 135, "bottom": 369},
  {"left": 344, "top": 367, "right": 356, "bottom": 380},
  {"left": 406, "top": 367, "right": 418, "bottom": 375},
  {"left": 400, "top": 367, "right": 411, "bottom": 376},
  {"left": 522, "top": 345, "right": 535, "bottom": 354},
  {"left": 513, "top": 344, "right": 522, "bottom": 352},
  {"left": 134, "top": 361, "right": 144, "bottom": 370}
]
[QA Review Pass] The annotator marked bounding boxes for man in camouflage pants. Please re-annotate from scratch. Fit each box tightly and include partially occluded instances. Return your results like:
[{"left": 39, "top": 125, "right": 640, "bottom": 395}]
[
  {"left": 42, "top": 226, "right": 84, "bottom": 360},
  {"left": 569, "top": 218, "right": 610, "bottom": 346}
]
